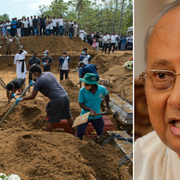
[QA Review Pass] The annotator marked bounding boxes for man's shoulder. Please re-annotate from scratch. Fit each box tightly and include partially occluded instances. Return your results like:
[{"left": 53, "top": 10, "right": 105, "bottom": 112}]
[
  {"left": 28, "top": 57, "right": 33, "bottom": 61},
  {"left": 135, "top": 131, "right": 166, "bottom": 154},
  {"left": 79, "top": 87, "right": 86, "bottom": 94},
  {"left": 98, "top": 85, "right": 107, "bottom": 91}
]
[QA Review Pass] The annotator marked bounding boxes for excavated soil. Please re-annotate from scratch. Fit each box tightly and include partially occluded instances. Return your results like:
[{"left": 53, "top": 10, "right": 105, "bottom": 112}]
[{"left": 0, "top": 36, "right": 133, "bottom": 179}]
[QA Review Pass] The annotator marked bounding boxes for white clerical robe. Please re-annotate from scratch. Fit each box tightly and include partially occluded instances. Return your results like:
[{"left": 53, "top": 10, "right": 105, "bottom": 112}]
[{"left": 14, "top": 50, "right": 27, "bottom": 78}]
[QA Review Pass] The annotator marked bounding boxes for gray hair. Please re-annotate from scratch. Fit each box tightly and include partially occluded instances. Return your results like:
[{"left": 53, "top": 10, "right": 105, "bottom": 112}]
[{"left": 144, "top": 0, "right": 180, "bottom": 64}]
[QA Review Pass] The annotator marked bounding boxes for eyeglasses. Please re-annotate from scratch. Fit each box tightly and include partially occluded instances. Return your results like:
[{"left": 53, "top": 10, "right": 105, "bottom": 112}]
[{"left": 139, "top": 69, "right": 180, "bottom": 91}]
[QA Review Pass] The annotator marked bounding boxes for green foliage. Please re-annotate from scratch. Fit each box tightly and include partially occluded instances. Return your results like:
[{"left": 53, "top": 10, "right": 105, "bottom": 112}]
[
  {"left": 0, "top": 13, "right": 9, "bottom": 22},
  {"left": 38, "top": 0, "right": 133, "bottom": 35}
]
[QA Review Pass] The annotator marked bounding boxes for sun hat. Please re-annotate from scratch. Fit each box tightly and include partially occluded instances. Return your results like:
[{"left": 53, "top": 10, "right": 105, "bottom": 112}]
[{"left": 80, "top": 73, "right": 99, "bottom": 85}]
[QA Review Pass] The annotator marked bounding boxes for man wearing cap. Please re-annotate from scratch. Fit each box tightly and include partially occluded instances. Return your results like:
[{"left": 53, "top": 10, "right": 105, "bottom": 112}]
[
  {"left": 77, "top": 73, "right": 109, "bottom": 140},
  {"left": 58, "top": 51, "right": 70, "bottom": 81},
  {"left": 27, "top": 52, "right": 40, "bottom": 92},
  {"left": 78, "top": 61, "right": 99, "bottom": 81},
  {"left": 78, "top": 48, "right": 92, "bottom": 86},
  {"left": 41, "top": 50, "right": 53, "bottom": 72},
  {"left": 79, "top": 47, "right": 91, "bottom": 64},
  {"left": 6, "top": 78, "right": 26, "bottom": 102},
  {"left": 15, "top": 64, "right": 76, "bottom": 135}
]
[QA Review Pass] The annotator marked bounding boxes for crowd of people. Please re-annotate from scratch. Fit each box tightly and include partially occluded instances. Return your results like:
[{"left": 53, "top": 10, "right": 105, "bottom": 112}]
[
  {"left": 4, "top": 46, "right": 109, "bottom": 140},
  {"left": 0, "top": 14, "right": 133, "bottom": 54},
  {"left": 0, "top": 15, "right": 79, "bottom": 37}
]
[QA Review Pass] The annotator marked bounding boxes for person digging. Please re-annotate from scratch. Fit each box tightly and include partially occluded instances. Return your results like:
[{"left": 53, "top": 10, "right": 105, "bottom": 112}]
[
  {"left": 15, "top": 64, "right": 76, "bottom": 135},
  {"left": 77, "top": 73, "right": 109, "bottom": 140},
  {"left": 6, "top": 78, "right": 26, "bottom": 102}
]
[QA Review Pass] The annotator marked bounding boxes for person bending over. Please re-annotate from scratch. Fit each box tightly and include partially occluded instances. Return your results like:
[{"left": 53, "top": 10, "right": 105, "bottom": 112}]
[
  {"left": 15, "top": 64, "right": 76, "bottom": 135},
  {"left": 6, "top": 78, "right": 26, "bottom": 102}
]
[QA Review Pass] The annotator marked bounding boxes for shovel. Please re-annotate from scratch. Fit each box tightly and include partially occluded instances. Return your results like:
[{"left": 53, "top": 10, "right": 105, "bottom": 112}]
[
  {"left": 0, "top": 83, "right": 31, "bottom": 125},
  {"left": 72, "top": 111, "right": 109, "bottom": 128}
]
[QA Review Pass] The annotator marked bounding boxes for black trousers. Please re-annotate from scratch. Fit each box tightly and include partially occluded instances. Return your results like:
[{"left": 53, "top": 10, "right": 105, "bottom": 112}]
[
  {"left": 40, "top": 26, "right": 46, "bottom": 35},
  {"left": 53, "top": 27, "right": 58, "bottom": 36},
  {"left": 28, "top": 27, "right": 33, "bottom": 36},
  {"left": 64, "top": 31, "right": 68, "bottom": 36},
  {"left": 60, "top": 70, "right": 68, "bottom": 80},
  {"left": 102, "top": 43, "right": 109, "bottom": 53},
  {"left": 109, "top": 43, "right": 116, "bottom": 53},
  {"left": 24, "top": 28, "right": 28, "bottom": 36},
  {"left": 11, "top": 28, "right": 17, "bottom": 37}
]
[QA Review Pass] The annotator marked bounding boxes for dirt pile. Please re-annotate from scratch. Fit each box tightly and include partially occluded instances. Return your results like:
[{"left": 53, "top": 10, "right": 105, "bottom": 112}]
[
  {"left": 20, "top": 36, "right": 93, "bottom": 55},
  {"left": 0, "top": 130, "right": 122, "bottom": 180},
  {"left": 0, "top": 99, "right": 47, "bottom": 131},
  {"left": 92, "top": 52, "right": 132, "bottom": 74},
  {"left": 101, "top": 66, "right": 133, "bottom": 103}
]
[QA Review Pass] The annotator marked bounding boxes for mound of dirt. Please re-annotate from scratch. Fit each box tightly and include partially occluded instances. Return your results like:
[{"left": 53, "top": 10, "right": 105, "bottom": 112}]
[
  {"left": 101, "top": 66, "right": 133, "bottom": 103},
  {"left": 0, "top": 130, "right": 122, "bottom": 180},
  {"left": 0, "top": 99, "right": 47, "bottom": 131},
  {"left": 92, "top": 52, "right": 132, "bottom": 74},
  {"left": 20, "top": 36, "right": 93, "bottom": 55}
]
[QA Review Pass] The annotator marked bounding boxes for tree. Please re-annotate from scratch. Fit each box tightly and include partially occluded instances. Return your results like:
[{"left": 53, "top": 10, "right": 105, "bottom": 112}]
[
  {"left": 0, "top": 13, "right": 9, "bottom": 22},
  {"left": 38, "top": 0, "right": 133, "bottom": 34},
  {"left": 118, "top": 0, "right": 125, "bottom": 35},
  {"left": 112, "top": 0, "right": 118, "bottom": 33}
]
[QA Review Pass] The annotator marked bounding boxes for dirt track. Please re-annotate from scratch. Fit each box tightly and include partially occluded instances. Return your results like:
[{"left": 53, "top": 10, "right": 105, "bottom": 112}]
[{"left": 0, "top": 36, "right": 132, "bottom": 179}]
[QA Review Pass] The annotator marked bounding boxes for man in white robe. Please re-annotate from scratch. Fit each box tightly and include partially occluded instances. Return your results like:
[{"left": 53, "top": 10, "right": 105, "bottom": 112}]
[{"left": 14, "top": 49, "right": 27, "bottom": 79}]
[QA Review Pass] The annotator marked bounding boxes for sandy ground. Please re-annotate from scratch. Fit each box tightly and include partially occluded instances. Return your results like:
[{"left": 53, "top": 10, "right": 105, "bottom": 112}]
[{"left": 0, "top": 37, "right": 133, "bottom": 179}]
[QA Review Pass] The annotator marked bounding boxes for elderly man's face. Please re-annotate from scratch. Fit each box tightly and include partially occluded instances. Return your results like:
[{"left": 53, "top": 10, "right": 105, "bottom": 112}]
[{"left": 146, "top": 7, "right": 180, "bottom": 153}]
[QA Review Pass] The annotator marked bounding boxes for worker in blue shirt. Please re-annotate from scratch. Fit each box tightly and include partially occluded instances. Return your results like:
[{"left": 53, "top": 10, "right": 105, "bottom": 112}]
[
  {"left": 78, "top": 61, "right": 99, "bottom": 88},
  {"left": 77, "top": 73, "right": 109, "bottom": 140}
]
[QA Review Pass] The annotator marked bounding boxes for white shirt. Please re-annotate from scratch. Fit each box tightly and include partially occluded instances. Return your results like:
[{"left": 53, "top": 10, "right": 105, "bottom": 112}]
[
  {"left": 103, "top": 35, "right": 110, "bottom": 43},
  {"left": 49, "top": 23, "right": 53, "bottom": 30},
  {"left": 135, "top": 131, "right": 180, "bottom": 180},
  {"left": 52, "top": 19, "right": 57, "bottom": 27},
  {"left": 84, "top": 31, "right": 87, "bottom": 38},
  {"left": 58, "top": 19, "right": 63, "bottom": 26},
  {"left": 46, "top": 24, "right": 50, "bottom": 29},
  {"left": 29, "top": 19, "right": 33, "bottom": 27},
  {"left": 61, "top": 56, "right": 70, "bottom": 70},
  {"left": 69, "top": 22, "right": 74, "bottom": 26},
  {"left": 99, "top": 35, "right": 103, "bottom": 41},
  {"left": 82, "top": 54, "right": 90, "bottom": 64},
  {"left": 6, "top": 22, "right": 11, "bottom": 29},
  {"left": 22, "top": 20, "right": 29, "bottom": 28},
  {"left": 111, "top": 35, "right": 117, "bottom": 43}
]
